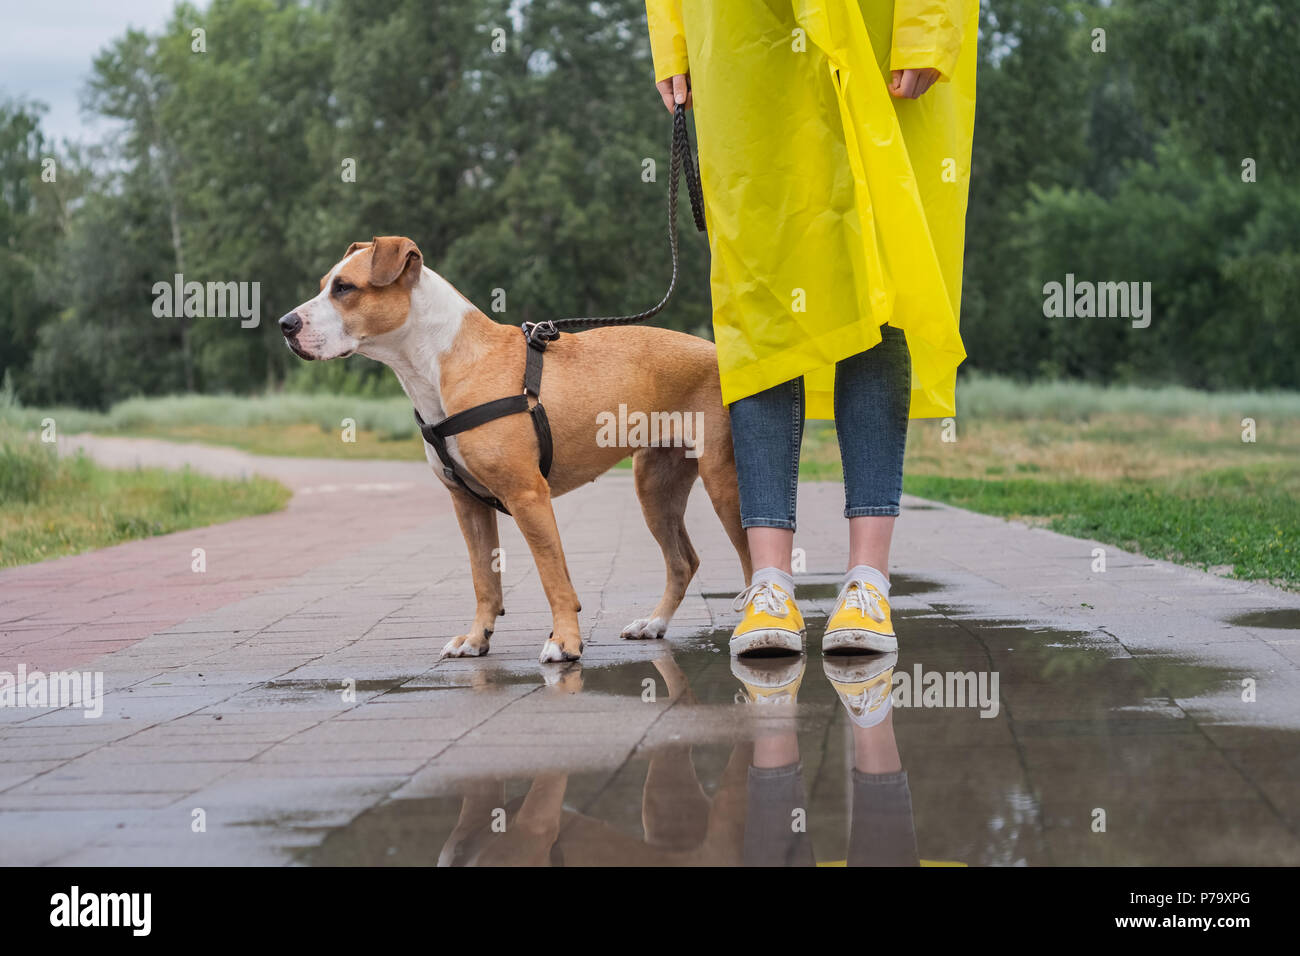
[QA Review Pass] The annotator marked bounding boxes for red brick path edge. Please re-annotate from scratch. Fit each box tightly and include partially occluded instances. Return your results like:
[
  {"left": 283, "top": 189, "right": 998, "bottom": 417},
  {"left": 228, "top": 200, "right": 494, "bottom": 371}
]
[{"left": 0, "top": 435, "right": 445, "bottom": 672}]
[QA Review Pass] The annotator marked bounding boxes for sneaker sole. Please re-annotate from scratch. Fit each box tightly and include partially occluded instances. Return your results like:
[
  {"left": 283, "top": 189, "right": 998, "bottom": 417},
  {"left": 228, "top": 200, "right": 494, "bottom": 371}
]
[
  {"left": 822, "top": 628, "right": 897, "bottom": 654},
  {"left": 823, "top": 651, "right": 898, "bottom": 685},
  {"left": 729, "top": 627, "right": 805, "bottom": 657}
]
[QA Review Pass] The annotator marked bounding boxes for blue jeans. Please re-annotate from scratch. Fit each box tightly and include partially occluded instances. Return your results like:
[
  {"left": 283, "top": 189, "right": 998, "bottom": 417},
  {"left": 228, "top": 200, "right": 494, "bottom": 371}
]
[{"left": 728, "top": 326, "right": 911, "bottom": 530}]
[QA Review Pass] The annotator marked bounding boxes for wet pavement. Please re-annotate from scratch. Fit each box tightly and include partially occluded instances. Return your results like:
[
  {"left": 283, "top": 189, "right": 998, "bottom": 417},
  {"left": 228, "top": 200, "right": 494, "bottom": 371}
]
[
  {"left": 1, "top": 438, "right": 1298, "bottom": 866},
  {"left": 296, "top": 586, "right": 1300, "bottom": 867}
]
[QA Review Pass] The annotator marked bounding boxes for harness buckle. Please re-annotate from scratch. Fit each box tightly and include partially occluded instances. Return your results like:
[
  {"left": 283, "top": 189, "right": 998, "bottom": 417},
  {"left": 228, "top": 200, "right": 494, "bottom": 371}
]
[{"left": 522, "top": 320, "right": 559, "bottom": 347}]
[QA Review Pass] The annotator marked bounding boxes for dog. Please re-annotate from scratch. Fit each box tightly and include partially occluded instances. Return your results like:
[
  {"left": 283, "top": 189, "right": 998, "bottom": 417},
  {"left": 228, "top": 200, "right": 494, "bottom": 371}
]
[{"left": 278, "top": 236, "right": 752, "bottom": 663}]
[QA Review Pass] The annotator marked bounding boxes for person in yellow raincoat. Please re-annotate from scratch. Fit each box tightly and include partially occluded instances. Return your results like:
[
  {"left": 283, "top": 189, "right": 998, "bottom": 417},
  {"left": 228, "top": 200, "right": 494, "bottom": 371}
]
[{"left": 645, "top": 1, "right": 977, "bottom": 658}]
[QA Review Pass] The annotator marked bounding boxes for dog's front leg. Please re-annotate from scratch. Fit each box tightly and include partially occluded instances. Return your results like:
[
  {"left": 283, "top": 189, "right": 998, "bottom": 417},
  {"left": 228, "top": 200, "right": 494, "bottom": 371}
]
[
  {"left": 440, "top": 488, "right": 505, "bottom": 659},
  {"left": 506, "top": 480, "right": 584, "bottom": 663}
]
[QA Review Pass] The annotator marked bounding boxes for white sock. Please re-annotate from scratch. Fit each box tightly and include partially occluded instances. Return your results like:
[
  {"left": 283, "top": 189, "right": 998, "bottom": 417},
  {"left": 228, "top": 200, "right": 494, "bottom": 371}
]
[
  {"left": 848, "top": 692, "right": 894, "bottom": 729},
  {"left": 844, "top": 564, "right": 890, "bottom": 599},
  {"left": 752, "top": 566, "right": 796, "bottom": 597}
]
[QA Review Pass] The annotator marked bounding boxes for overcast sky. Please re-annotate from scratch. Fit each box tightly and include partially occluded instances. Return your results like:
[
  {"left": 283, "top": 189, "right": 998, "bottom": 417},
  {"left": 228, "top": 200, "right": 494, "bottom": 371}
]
[{"left": 0, "top": 0, "right": 180, "bottom": 145}]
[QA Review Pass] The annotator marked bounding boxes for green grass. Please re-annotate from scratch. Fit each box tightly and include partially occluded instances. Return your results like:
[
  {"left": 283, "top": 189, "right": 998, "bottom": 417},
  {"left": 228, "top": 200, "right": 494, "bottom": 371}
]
[
  {"left": 0, "top": 392, "right": 425, "bottom": 461},
  {"left": 0, "top": 432, "right": 291, "bottom": 568},
  {"left": 953, "top": 372, "right": 1300, "bottom": 422},
  {"left": 904, "top": 464, "right": 1299, "bottom": 588},
  {"left": 0, "top": 391, "right": 418, "bottom": 435}
]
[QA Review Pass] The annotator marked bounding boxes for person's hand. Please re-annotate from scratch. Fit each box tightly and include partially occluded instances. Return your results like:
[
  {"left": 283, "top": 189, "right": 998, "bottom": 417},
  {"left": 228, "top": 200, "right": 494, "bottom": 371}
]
[
  {"left": 656, "top": 73, "right": 693, "bottom": 112},
  {"left": 889, "top": 68, "right": 942, "bottom": 99}
]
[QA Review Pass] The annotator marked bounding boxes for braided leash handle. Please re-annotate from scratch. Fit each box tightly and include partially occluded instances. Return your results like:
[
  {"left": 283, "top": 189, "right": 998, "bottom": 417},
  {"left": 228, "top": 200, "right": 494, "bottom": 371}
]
[{"left": 526, "top": 104, "right": 706, "bottom": 341}]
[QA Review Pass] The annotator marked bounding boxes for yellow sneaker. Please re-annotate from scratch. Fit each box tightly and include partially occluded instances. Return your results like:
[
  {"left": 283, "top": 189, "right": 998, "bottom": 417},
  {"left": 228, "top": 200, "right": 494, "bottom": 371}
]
[
  {"left": 822, "top": 578, "right": 896, "bottom": 654},
  {"left": 823, "top": 652, "right": 898, "bottom": 727},
  {"left": 729, "top": 580, "right": 805, "bottom": 656}
]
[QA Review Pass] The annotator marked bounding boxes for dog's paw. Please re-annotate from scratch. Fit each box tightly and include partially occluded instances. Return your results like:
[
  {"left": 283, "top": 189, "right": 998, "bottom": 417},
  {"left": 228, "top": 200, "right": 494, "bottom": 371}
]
[
  {"left": 441, "top": 633, "right": 491, "bottom": 659},
  {"left": 538, "top": 632, "right": 584, "bottom": 664},
  {"left": 620, "top": 616, "right": 668, "bottom": 640}
]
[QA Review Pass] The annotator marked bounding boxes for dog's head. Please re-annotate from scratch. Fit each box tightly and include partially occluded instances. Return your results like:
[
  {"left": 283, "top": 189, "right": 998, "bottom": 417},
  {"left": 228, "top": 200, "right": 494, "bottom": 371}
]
[{"left": 278, "top": 236, "right": 424, "bottom": 361}]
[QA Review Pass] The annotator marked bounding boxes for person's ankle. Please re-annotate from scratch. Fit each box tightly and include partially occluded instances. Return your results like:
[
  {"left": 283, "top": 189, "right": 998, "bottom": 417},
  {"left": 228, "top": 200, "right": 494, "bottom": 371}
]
[
  {"left": 844, "top": 563, "right": 890, "bottom": 599},
  {"left": 752, "top": 566, "right": 796, "bottom": 596}
]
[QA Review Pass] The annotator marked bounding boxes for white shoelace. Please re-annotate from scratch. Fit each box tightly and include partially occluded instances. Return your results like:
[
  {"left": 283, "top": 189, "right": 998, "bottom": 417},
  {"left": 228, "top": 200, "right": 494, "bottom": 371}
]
[
  {"left": 841, "top": 581, "right": 887, "bottom": 623},
  {"left": 732, "top": 581, "right": 790, "bottom": 617}
]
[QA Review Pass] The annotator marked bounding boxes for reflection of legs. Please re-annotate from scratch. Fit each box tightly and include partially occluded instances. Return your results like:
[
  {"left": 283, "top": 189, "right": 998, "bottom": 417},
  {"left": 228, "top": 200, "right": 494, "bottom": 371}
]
[
  {"left": 643, "top": 654, "right": 711, "bottom": 848},
  {"left": 743, "top": 762, "right": 816, "bottom": 867},
  {"left": 847, "top": 710, "right": 919, "bottom": 867},
  {"left": 737, "top": 657, "right": 809, "bottom": 865},
  {"left": 702, "top": 742, "right": 754, "bottom": 864},
  {"left": 853, "top": 707, "right": 902, "bottom": 773},
  {"left": 643, "top": 745, "right": 711, "bottom": 849},
  {"left": 439, "top": 779, "right": 506, "bottom": 867}
]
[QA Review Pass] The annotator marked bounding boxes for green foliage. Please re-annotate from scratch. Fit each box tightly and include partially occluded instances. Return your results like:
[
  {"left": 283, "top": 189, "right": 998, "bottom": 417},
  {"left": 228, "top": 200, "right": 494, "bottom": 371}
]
[
  {"left": 1013, "top": 144, "right": 1298, "bottom": 388},
  {"left": 1115, "top": 0, "right": 1300, "bottom": 177},
  {"left": 0, "top": 99, "right": 68, "bottom": 394},
  {"left": 0, "top": 434, "right": 60, "bottom": 503},
  {"left": 962, "top": 0, "right": 1300, "bottom": 389}
]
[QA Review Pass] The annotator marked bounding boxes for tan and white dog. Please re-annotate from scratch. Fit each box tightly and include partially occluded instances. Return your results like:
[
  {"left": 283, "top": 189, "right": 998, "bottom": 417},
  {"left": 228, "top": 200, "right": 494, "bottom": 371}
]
[{"left": 279, "top": 236, "right": 752, "bottom": 663}]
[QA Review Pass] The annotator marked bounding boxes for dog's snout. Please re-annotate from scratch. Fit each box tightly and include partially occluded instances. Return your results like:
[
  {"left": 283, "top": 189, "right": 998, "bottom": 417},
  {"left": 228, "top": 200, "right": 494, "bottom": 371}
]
[{"left": 278, "top": 311, "right": 303, "bottom": 337}]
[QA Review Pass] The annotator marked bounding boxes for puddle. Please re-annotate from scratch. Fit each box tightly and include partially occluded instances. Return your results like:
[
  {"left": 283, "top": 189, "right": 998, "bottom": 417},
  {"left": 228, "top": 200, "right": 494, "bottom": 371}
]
[
  {"left": 291, "top": 597, "right": 1300, "bottom": 867},
  {"left": 1227, "top": 608, "right": 1300, "bottom": 630},
  {"left": 264, "top": 679, "right": 407, "bottom": 693}
]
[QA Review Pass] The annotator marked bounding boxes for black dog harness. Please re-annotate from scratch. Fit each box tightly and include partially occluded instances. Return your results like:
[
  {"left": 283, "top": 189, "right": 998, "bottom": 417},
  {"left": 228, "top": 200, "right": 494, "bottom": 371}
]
[
  {"left": 413, "top": 105, "right": 706, "bottom": 517},
  {"left": 413, "top": 320, "right": 559, "bottom": 516}
]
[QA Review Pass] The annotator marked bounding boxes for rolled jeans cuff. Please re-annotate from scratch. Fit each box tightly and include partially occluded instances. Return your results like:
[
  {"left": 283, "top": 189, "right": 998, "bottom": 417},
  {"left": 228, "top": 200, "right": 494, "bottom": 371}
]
[
  {"left": 845, "top": 505, "right": 901, "bottom": 518},
  {"left": 740, "top": 517, "right": 797, "bottom": 531}
]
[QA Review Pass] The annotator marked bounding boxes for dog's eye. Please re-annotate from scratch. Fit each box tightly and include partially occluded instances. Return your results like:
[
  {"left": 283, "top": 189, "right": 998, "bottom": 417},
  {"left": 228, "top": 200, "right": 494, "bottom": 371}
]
[{"left": 332, "top": 280, "right": 356, "bottom": 295}]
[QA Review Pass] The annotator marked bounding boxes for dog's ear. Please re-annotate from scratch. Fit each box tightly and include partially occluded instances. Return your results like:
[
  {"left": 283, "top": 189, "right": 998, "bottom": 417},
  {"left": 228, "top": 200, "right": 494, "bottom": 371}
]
[
  {"left": 368, "top": 236, "right": 423, "bottom": 288},
  {"left": 344, "top": 240, "right": 372, "bottom": 258}
]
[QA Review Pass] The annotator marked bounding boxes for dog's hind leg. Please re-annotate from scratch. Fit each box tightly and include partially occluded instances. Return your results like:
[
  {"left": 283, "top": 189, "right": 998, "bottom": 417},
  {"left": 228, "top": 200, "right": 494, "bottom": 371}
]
[
  {"left": 696, "top": 407, "right": 753, "bottom": 587},
  {"left": 621, "top": 446, "right": 700, "bottom": 640},
  {"left": 440, "top": 488, "right": 505, "bottom": 659}
]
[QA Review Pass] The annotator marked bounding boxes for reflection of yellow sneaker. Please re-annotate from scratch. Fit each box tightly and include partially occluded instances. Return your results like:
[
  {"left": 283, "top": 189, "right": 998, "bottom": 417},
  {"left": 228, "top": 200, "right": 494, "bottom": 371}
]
[
  {"left": 731, "top": 656, "right": 805, "bottom": 707},
  {"left": 822, "top": 579, "right": 896, "bottom": 654},
  {"left": 824, "top": 652, "right": 898, "bottom": 728},
  {"left": 729, "top": 581, "right": 805, "bottom": 657}
]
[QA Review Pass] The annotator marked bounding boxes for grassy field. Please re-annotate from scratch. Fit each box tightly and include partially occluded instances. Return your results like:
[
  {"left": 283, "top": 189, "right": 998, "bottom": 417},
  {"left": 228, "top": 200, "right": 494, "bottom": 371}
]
[
  {"left": 802, "top": 379, "right": 1300, "bottom": 589},
  {"left": 0, "top": 393, "right": 425, "bottom": 461},
  {"left": 3, "top": 377, "right": 1297, "bottom": 587},
  {"left": 0, "top": 430, "right": 290, "bottom": 568}
]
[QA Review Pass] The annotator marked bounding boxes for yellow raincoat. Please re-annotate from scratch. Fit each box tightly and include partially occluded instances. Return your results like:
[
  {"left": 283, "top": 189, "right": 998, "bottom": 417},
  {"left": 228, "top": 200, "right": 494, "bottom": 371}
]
[{"left": 646, "top": 0, "right": 977, "bottom": 419}]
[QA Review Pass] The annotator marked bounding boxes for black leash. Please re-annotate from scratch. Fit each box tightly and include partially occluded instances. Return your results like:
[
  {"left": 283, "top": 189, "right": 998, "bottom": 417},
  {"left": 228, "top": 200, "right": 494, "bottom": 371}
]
[
  {"left": 416, "top": 104, "right": 707, "bottom": 515},
  {"left": 520, "top": 103, "right": 707, "bottom": 345}
]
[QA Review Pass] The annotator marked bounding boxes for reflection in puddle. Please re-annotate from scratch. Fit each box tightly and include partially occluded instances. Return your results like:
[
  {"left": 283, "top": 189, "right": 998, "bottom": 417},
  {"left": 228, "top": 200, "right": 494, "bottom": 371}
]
[
  {"left": 295, "top": 580, "right": 1300, "bottom": 867},
  {"left": 1227, "top": 608, "right": 1300, "bottom": 630}
]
